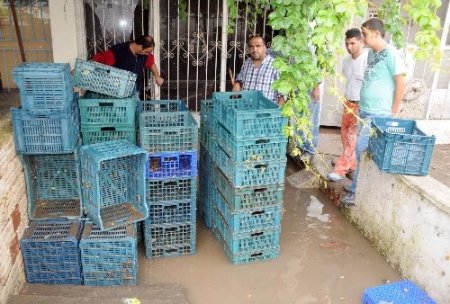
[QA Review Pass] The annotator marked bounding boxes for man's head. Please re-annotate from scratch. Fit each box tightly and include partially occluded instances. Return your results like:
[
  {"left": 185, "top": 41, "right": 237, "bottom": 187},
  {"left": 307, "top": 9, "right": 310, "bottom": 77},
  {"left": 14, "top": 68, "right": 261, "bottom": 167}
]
[
  {"left": 345, "top": 28, "right": 364, "bottom": 57},
  {"left": 361, "top": 18, "right": 385, "bottom": 49},
  {"left": 134, "top": 35, "right": 155, "bottom": 55},
  {"left": 247, "top": 35, "right": 267, "bottom": 62}
]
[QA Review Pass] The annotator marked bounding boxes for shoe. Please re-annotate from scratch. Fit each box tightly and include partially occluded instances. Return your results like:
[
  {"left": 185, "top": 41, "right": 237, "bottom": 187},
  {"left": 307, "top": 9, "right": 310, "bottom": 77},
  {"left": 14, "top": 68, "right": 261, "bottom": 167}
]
[
  {"left": 346, "top": 170, "right": 355, "bottom": 180},
  {"left": 343, "top": 184, "right": 353, "bottom": 192},
  {"left": 340, "top": 193, "right": 355, "bottom": 206},
  {"left": 327, "top": 172, "right": 345, "bottom": 182}
]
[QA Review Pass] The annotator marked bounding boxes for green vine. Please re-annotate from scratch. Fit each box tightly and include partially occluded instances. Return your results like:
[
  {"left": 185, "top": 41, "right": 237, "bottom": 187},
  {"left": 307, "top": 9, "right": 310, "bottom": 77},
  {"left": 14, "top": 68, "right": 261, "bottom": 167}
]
[{"left": 378, "top": 0, "right": 407, "bottom": 48}]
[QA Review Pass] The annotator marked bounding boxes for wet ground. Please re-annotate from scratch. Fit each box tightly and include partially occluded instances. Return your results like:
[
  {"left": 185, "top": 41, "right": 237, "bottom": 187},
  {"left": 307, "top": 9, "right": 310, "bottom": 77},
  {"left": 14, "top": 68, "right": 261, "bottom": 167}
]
[{"left": 138, "top": 160, "right": 401, "bottom": 304}]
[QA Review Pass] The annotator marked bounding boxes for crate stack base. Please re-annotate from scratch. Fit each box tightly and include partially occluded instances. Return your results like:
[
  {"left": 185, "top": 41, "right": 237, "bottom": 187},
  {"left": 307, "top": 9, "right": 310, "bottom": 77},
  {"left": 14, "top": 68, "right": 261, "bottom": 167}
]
[
  {"left": 140, "top": 100, "right": 198, "bottom": 258},
  {"left": 20, "top": 221, "right": 83, "bottom": 284},
  {"left": 202, "top": 91, "right": 287, "bottom": 264},
  {"left": 80, "top": 222, "right": 138, "bottom": 286}
]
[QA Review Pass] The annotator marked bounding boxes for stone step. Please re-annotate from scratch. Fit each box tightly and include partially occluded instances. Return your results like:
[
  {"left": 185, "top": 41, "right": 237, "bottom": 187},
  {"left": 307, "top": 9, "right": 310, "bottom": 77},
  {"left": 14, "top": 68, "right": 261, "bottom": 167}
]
[{"left": 13, "top": 283, "right": 188, "bottom": 304}]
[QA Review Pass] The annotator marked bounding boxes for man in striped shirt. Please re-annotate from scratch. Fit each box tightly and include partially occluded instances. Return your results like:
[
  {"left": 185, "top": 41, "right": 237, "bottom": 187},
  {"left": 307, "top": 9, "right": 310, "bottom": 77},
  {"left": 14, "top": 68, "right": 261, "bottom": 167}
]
[{"left": 232, "top": 35, "right": 284, "bottom": 105}]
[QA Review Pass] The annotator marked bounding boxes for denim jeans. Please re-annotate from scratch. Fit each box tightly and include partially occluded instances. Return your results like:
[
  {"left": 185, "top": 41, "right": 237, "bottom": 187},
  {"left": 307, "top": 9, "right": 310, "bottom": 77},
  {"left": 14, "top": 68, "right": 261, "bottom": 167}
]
[
  {"left": 297, "top": 99, "right": 321, "bottom": 155},
  {"left": 349, "top": 110, "right": 390, "bottom": 193}
]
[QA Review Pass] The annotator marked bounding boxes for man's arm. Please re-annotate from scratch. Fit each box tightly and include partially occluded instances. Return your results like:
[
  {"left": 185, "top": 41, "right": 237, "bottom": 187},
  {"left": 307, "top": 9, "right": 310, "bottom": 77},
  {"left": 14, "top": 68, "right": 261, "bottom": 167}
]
[
  {"left": 311, "top": 84, "right": 321, "bottom": 102},
  {"left": 392, "top": 74, "right": 406, "bottom": 116},
  {"left": 232, "top": 81, "right": 242, "bottom": 92},
  {"left": 149, "top": 63, "right": 164, "bottom": 86}
]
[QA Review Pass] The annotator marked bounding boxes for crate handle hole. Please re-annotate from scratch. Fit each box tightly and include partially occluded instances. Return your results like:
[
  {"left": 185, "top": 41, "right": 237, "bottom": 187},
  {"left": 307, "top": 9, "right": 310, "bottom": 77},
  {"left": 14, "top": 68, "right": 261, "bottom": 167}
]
[
  {"left": 254, "top": 188, "right": 267, "bottom": 193},
  {"left": 251, "top": 252, "right": 263, "bottom": 257},
  {"left": 101, "top": 127, "right": 116, "bottom": 131},
  {"left": 251, "top": 210, "right": 265, "bottom": 216},
  {"left": 255, "top": 139, "right": 270, "bottom": 144},
  {"left": 99, "top": 102, "right": 114, "bottom": 107},
  {"left": 251, "top": 232, "right": 264, "bottom": 237}
]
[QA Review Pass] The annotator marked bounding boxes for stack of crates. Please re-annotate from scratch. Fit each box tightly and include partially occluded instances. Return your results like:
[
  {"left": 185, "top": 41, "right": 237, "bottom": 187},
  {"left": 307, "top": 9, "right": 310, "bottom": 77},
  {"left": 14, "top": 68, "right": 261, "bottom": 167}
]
[
  {"left": 139, "top": 100, "right": 198, "bottom": 258},
  {"left": 202, "top": 91, "right": 288, "bottom": 264},
  {"left": 11, "top": 62, "right": 83, "bottom": 284}
]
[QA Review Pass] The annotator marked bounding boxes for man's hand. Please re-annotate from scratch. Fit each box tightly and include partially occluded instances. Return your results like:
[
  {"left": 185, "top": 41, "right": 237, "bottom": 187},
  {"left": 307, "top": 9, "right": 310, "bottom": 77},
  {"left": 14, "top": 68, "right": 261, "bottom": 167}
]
[
  {"left": 392, "top": 74, "right": 406, "bottom": 117},
  {"left": 311, "top": 85, "right": 321, "bottom": 102},
  {"left": 155, "top": 76, "right": 164, "bottom": 86},
  {"left": 232, "top": 82, "right": 241, "bottom": 92}
]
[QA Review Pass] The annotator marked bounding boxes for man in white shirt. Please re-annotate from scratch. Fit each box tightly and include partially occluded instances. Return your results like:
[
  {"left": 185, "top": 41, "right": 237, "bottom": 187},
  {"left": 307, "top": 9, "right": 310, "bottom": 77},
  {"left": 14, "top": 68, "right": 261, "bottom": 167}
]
[{"left": 327, "top": 28, "right": 368, "bottom": 182}]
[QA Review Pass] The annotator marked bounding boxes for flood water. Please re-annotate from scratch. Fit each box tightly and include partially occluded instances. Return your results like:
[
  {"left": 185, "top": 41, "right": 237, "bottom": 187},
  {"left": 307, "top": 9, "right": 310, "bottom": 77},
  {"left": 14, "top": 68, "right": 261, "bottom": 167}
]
[{"left": 138, "top": 161, "right": 401, "bottom": 304}]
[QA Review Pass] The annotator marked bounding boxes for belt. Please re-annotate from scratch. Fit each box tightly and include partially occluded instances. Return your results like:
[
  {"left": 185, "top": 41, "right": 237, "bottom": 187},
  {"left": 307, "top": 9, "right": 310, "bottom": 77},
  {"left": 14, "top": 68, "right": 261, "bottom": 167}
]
[{"left": 346, "top": 99, "right": 358, "bottom": 104}]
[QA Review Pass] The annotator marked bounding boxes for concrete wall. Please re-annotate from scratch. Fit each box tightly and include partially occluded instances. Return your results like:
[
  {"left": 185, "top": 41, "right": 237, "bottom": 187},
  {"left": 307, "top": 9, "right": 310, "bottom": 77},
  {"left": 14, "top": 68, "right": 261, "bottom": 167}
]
[
  {"left": 0, "top": 118, "right": 28, "bottom": 304},
  {"left": 348, "top": 155, "right": 450, "bottom": 304}
]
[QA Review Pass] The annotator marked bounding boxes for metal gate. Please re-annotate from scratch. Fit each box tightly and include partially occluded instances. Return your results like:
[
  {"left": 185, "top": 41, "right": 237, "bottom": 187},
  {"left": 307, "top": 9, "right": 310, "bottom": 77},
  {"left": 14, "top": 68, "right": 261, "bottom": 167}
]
[{"left": 84, "top": 0, "right": 270, "bottom": 111}]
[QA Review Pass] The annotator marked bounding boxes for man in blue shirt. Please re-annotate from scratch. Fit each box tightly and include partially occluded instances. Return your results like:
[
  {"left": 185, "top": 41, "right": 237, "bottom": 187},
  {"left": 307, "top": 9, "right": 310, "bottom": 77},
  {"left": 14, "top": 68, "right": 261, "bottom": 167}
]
[
  {"left": 341, "top": 18, "right": 406, "bottom": 206},
  {"left": 233, "top": 35, "right": 284, "bottom": 105}
]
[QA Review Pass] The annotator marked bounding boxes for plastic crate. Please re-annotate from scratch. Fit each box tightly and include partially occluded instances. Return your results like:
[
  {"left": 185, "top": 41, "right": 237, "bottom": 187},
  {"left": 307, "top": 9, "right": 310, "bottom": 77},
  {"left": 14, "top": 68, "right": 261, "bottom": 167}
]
[
  {"left": 363, "top": 280, "right": 436, "bottom": 304},
  {"left": 73, "top": 59, "right": 137, "bottom": 98},
  {"left": 21, "top": 143, "right": 82, "bottom": 221},
  {"left": 214, "top": 188, "right": 282, "bottom": 232},
  {"left": 79, "top": 93, "right": 138, "bottom": 125},
  {"left": 80, "top": 222, "right": 137, "bottom": 286},
  {"left": 20, "top": 221, "right": 82, "bottom": 284},
  {"left": 213, "top": 166, "right": 284, "bottom": 211},
  {"left": 212, "top": 224, "right": 279, "bottom": 265},
  {"left": 198, "top": 147, "right": 214, "bottom": 228},
  {"left": 11, "top": 93, "right": 80, "bottom": 154},
  {"left": 213, "top": 147, "right": 286, "bottom": 187},
  {"left": 12, "top": 62, "right": 73, "bottom": 113},
  {"left": 212, "top": 91, "right": 287, "bottom": 139},
  {"left": 146, "top": 177, "right": 197, "bottom": 203},
  {"left": 139, "top": 107, "right": 198, "bottom": 153},
  {"left": 368, "top": 118, "right": 435, "bottom": 176},
  {"left": 81, "top": 124, "right": 136, "bottom": 145},
  {"left": 148, "top": 200, "right": 196, "bottom": 224},
  {"left": 144, "top": 221, "right": 196, "bottom": 258},
  {"left": 80, "top": 140, "right": 148, "bottom": 231},
  {"left": 213, "top": 208, "right": 281, "bottom": 254},
  {"left": 215, "top": 122, "right": 287, "bottom": 162},
  {"left": 138, "top": 99, "right": 188, "bottom": 112},
  {"left": 146, "top": 151, "right": 197, "bottom": 179}
]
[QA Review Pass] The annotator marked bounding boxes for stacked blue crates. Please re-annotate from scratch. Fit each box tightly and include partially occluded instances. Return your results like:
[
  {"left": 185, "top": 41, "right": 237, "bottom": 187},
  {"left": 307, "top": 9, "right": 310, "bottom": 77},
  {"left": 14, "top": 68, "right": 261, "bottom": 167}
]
[
  {"left": 203, "top": 91, "right": 288, "bottom": 264},
  {"left": 11, "top": 62, "right": 82, "bottom": 284},
  {"left": 139, "top": 100, "right": 198, "bottom": 258}
]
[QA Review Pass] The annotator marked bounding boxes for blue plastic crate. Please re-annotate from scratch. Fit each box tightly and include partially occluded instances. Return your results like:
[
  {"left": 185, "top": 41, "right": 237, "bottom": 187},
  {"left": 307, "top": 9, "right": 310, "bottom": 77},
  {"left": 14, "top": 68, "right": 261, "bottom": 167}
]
[
  {"left": 11, "top": 93, "right": 80, "bottom": 154},
  {"left": 139, "top": 105, "right": 198, "bottom": 152},
  {"left": 21, "top": 143, "right": 82, "bottom": 221},
  {"left": 146, "top": 151, "right": 197, "bottom": 179},
  {"left": 79, "top": 93, "right": 138, "bottom": 125},
  {"left": 81, "top": 124, "right": 136, "bottom": 145},
  {"left": 212, "top": 91, "right": 287, "bottom": 139},
  {"left": 213, "top": 187, "right": 282, "bottom": 232},
  {"left": 73, "top": 59, "right": 137, "bottom": 98},
  {"left": 80, "top": 222, "right": 137, "bottom": 286},
  {"left": 215, "top": 122, "right": 287, "bottom": 162},
  {"left": 212, "top": 223, "right": 279, "bottom": 265},
  {"left": 144, "top": 221, "right": 196, "bottom": 258},
  {"left": 148, "top": 200, "right": 196, "bottom": 224},
  {"left": 198, "top": 179, "right": 215, "bottom": 229},
  {"left": 146, "top": 177, "right": 197, "bottom": 203},
  {"left": 80, "top": 140, "right": 148, "bottom": 231},
  {"left": 213, "top": 146, "right": 286, "bottom": 187},
  {"left": 20, "top": 221, "right": 82, "bottom": 284},
  {"left": 363, "top": 280, "right": 436, "bottom": 304},
  {"left": 212, "top": 166, "right": 284, "bottom": 211},
  {"left": 12, "top": 62, "right": 73, "bottom": 113},
  {"left": 368, "top": 118, "right": 436, "bottom": 176},
  {"left": 213, "top": 207, "right": 281, "bottom": 254}
]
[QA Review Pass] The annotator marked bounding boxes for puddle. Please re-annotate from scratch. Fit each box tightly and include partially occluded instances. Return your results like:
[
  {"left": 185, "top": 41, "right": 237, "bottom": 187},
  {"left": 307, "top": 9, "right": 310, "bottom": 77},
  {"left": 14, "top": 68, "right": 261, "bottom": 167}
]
[{"left": 306, "top": 195, "right": 330, "bottom": 222}]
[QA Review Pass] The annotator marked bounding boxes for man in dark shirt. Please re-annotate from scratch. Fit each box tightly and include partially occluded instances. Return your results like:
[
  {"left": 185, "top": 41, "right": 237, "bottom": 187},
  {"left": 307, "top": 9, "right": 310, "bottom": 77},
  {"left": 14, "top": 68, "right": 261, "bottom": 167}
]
[{"left": 91, "top": 35, "right": 164, "bottom": 92}]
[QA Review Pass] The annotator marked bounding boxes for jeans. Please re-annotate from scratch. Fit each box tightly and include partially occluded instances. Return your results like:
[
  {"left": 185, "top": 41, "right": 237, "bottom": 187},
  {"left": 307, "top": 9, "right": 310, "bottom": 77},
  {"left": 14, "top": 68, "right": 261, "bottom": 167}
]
[
  {"left": 349, "top": 110, "right": 390, "bottom": 193},
  {"left": 297, "top": 99, "right": 321, "bottom": 155}
]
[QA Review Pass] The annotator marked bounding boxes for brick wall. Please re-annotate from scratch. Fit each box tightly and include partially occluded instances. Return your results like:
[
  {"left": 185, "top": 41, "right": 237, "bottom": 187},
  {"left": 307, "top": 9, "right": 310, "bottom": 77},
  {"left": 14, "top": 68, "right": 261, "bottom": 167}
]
[{"left": 0, "top": 130, "right": 28, "bottom": 304}]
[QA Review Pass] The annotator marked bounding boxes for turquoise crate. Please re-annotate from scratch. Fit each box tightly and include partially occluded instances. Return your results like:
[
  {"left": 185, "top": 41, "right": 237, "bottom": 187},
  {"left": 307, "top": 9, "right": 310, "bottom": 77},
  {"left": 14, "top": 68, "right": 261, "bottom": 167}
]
[
  {"left": 213, "top": 143, "right": 286, "bottom": 187},
  {"left": 21, "top": 221, "right": 82, "bottom": 284},
  {"left": 198, "top": 147, "right": 214, "bottom": 228},
  {"left": 146, "top": 151, "right": 197, "bottom": 179},
  {"left": 139, "top": 107, "right": 197, "bottom": 152},
  {"left": 13, "top": 62, "right": 73, "bottom": 113},
  {"left": 368, "top": 117, "right": 435, "bottom": 176},
  {"left": 21, "top": 143, "right": 82, "bottom": 221},
  {"left": 213, "top": 166, "right": 284, "bottom": 211},
  {"left": 146, "top": 177, "right": 197, "bottom": 203},
  {"left": 213, "top": 207, "right": 281, "bottom": 254},
  {"left": 215, "top": 122, "right": 287, "bottom": 162},
  {"left": 12, "top": 94, "right": 80, "bottom": 154},
  {"left": 363, "top": 280, "right": 436, "bottom": 304},
  {"left": 212, "top": 223, "right": 279, "bottom": 265},
  {"left": 81, "top": 124, "right": 136, "bottom": 145},
  {"left": 80, "top": 140, "right": 148, "bottom": 231},
  {"left": 80, "top": 223, "right": 137, "bottom": 286},
  {"left": 139, "top": 99, "right": 188, "bottom": 112},
  {"left": 79, "top": 93, "right": 138, "bottom": 125},
  {"left": 212, "top": 91, "right": 287, "bottom": 139},
  {"left": 214, "top": 187, "right": 282, "bottom": 232},
  {"left": 73, "top": 59, "right": 137, "bottom": 98},
  {"left": 148, "top": 200, "right": 196, "bottom": 224}
]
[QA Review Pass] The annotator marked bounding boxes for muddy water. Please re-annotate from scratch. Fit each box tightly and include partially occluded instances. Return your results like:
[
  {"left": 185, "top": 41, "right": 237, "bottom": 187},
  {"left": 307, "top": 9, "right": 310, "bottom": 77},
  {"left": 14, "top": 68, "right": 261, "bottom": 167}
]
[{"left": 138, "top": 162, "right": 401, "bottom": 304}]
